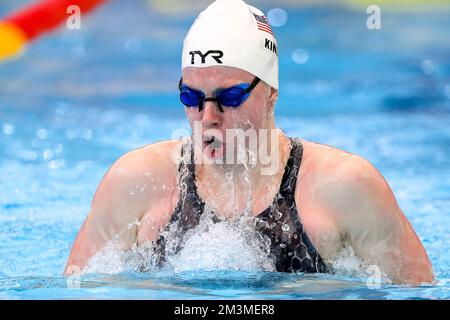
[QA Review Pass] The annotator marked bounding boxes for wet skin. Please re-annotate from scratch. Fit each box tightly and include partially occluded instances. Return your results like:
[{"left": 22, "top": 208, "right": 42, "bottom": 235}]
[{"left": 65, "top": 66, "right": 435, "bottom": 285}]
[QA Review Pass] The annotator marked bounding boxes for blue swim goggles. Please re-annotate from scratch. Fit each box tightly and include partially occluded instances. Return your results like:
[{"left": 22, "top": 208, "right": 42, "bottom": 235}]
[{"left": 178, "top": 77, "right": 261, "bottom": 112}]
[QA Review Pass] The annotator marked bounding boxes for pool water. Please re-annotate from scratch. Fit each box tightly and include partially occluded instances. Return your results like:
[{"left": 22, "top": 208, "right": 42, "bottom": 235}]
[{"left": 0, "top": 0, "right": 449, "bottom": 299}]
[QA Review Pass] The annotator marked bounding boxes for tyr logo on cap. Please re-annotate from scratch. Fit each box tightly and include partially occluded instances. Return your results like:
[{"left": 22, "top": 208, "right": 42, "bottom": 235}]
[{"left": 189, "top": 50, "right": 224, "bottom": 64}]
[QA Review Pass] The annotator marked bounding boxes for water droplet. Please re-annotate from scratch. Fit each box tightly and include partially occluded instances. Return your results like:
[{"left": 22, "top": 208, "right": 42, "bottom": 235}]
[
  {"left": 127, "top": 219, "right": 140, "bottom": 229},
  {"left": 291, "top": 48, "right": 309, "bottom": 64},
  {"left": 49, "top": 159, "right": 65, "bottom": 169},
  {"left": 280, "top": 243, "right": 286, "bottom": 248},
  {"left": 275, "top": 211, "right": 282, "bottom": 220},
  {"left": 421, "top": 59, "right": 435, "bottom": 75},
  {"left": 2, "top": 124, "right": 15, "bottom": 136},
  {"left": 65, "top": 129, "right": 75, "bottom": 140},
  {"left": 270, "top": 222, "right": 277, "bottom": 228},
  {"left": 83, "top": 129, "right": 93, "bottom": 140},
  {"left": 293, "top": 233, "right": 298, "bottom": 239},
  {"left": 21, "top": 150, "right": 38, "bottom": 161},
  {"left": 288, "top": 252, "right": 293, "bottom": 256},
  {"left": 36, "top": 128, "right": 48, "bottom": 140},
  {"left": 282, "top": 224, "right": 290, "bottom": 232},
  {"left": 43, "top": 149, "right": 54, "bottom": 160},
  {"left": 267, "top": 8, "right": 288, "bottom": 27},
  {"left": 130, "top": 191, "right": 135, "bottom": 196}
]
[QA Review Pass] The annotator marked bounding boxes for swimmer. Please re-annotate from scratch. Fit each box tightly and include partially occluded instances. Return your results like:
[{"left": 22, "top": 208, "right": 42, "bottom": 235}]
[{"left": 64, "top": 0, "right": 434, "bottom": 285}]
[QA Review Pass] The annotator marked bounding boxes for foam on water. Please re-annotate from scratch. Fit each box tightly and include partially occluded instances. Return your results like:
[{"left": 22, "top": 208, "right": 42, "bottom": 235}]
[
  {"left": 83, "top": 211, "right": 390, "bottom": 283},
  {"left": 165, "top": 210, "right": 276, "bottom": 272},
  {"left": 326, "top": 245, "right": 392, "bottom": 285},
  {"left": 84, "top": 209, "right": 276, "bottom": 274},
  {"left": 83, "top": 241, "right": 129, "bottom": 274}
]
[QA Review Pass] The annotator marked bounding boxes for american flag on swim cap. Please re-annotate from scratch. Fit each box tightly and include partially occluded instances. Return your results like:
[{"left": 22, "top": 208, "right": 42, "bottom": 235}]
[{"left": 253, "top": 13, "right": 273, "bottom": 36}]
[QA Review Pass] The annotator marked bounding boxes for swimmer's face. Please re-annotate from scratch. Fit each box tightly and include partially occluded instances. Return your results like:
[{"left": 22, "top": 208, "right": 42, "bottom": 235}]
[{"left": 182, "top": 66, "right": 278, "bottom": 161}]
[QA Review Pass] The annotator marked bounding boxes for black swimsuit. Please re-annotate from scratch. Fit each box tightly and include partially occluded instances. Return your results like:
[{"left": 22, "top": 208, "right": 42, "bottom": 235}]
[{"left": 153, "top": 137, "right": 328, "bottom": 273}]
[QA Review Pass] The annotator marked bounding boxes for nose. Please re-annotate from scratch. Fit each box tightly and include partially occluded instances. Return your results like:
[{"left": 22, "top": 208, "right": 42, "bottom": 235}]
[{"left": 201, "top": 100, "right": 222, "bottom": 128}]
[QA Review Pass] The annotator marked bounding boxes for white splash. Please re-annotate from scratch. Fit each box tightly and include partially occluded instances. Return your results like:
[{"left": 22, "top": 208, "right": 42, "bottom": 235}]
[
  {"left": 327, "top": 245, "right": 391, "bottom": 285},
  {"left": 83, "top": 240, "right": 128, "bottom": 274},
  {"left": 165, "top": 210, "right": 276, "bottom": 272},
  {"left": 83, "top": 210, "right": 276, "bottom": 275}
]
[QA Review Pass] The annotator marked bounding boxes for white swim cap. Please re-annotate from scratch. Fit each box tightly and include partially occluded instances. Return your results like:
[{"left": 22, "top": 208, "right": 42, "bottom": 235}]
[{"left": 181, "top": 0, "right": 279, "bottom": 89}]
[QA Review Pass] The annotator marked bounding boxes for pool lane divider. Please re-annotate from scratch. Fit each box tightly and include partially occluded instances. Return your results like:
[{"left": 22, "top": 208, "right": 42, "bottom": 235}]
[{"left": 0, "top": 0, "right": 109, "bottom": 62}]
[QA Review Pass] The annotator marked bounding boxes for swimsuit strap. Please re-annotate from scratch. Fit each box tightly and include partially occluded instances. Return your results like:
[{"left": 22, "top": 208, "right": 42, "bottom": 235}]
[
  {"left": 170, "top": 139, "right": 205, "bottom": 230},
  {"left": 254, "top": 137, "right": 328, "bottom": 273},
  {"left": 279, "top": 137, "right": 303, "bottom": 201}
]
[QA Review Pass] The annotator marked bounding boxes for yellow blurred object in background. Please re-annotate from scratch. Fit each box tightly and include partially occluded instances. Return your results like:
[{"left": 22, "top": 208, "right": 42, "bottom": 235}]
[
  {"left": 0, "top": 22, "right": 27, "bottom": 62},
  {"left": 145, "top": 0, "right": 450, "bottom": 16},
  {"left": 348, "top": 0, "right": 449, "bottom": 5},
  {"left": 348, "top": 0, "right": 450, "bottom": 11}
]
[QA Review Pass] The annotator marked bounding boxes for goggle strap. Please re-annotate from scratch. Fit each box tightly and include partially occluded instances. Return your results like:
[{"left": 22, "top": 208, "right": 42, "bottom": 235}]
[{"left": 245, "top": 77, "right": 261, "bottom": 93}]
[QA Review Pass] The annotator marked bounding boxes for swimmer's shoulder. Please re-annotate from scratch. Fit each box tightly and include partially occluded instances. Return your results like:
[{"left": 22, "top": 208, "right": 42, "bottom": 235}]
[
  {"left": 296, "top": 139, "right": 393, "bottom": 250},
  {"left": 122, "top": 139, "right": 181, "bottom": 173},
  {"left": 94, "top": 140, "right": 182, "bottom": 209},
  {"left": 67, "top": 140, "right": 183, "bottom": 266},
  {"left": 106, "top": 139, "right": 182, "bottom": 187},
  {"left": 297, "top": 139, "right": 389, "bottom": 215},
  {"left": 298, "top": 138, "right": 395, "bottom": 218},
  {"left": 299, "top": 139, "right": 379, "bottom": 182}
]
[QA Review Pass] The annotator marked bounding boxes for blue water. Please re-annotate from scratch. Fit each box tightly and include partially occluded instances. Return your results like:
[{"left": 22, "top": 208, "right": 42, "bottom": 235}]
[{"left": 0, "top": 0, "right": 449, "bottom": 299}]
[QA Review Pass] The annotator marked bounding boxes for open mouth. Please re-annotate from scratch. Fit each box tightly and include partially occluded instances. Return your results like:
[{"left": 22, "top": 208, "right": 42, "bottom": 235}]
[
  {"left": 203, "top": 135, "right": 224, "bottom": 158},
  {"left": 203, "top": 135, "right": 220, "bottom": 147}
]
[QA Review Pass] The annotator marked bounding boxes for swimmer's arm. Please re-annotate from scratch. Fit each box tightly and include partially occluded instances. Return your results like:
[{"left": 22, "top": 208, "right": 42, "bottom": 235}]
[
  {"left": 63, "top": 153, "right": 147, "bottom": 275},
  {"left": 326, "top": 157, "right": 434, "bottom": 285},
  {"left": 64, "top": 142, "right": 179, "bottom": 275}
]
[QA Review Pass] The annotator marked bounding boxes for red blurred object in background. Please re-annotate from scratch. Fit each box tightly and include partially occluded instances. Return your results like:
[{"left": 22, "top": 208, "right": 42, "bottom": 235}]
[
  {"left": 0, "top": 0, "right": 109, "bottom": 61},
  {"left": 4, "top": 0, "right": 106, "bottom": 40},
  {"left": 5, "top": 0, "right": 108, "bottom": 40}
]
